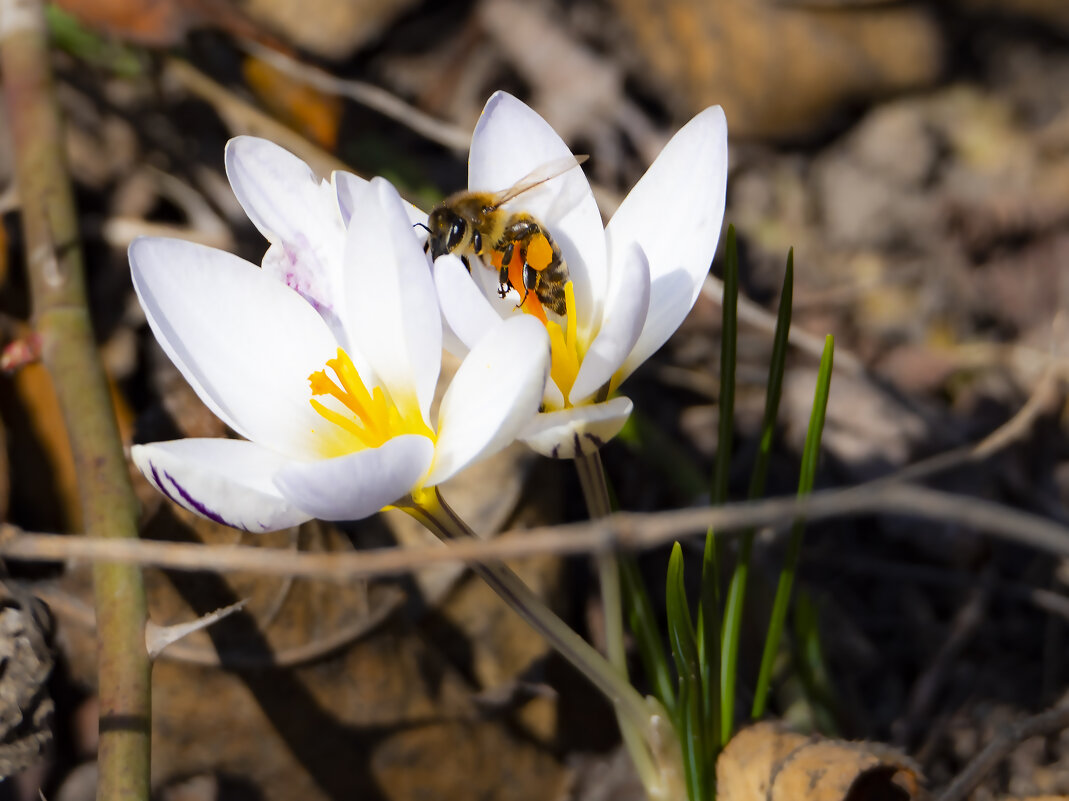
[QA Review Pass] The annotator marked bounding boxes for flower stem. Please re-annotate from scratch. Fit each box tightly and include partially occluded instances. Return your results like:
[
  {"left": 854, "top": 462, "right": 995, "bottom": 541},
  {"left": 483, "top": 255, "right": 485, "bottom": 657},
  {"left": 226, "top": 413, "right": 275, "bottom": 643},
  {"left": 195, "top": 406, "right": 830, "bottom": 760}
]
[
  {"left": 401, "top": 487, "right": 674, "bottom": 798},
  {"left": 573, "top": 449, "right": 627, "bottom": 675},
  {"left": 575, "top": 451, "right": 667, "bottom": 795},
  {"left": 1, "top": 3, "right": 150, "bottom": 799}
]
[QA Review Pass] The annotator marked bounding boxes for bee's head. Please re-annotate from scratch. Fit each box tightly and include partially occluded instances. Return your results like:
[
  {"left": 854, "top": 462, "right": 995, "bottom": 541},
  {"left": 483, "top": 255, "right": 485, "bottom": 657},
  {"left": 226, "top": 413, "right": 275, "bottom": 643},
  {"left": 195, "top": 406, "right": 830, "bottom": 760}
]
[{"left": 425, "top": 207, "right": 468, "bottom": 260}]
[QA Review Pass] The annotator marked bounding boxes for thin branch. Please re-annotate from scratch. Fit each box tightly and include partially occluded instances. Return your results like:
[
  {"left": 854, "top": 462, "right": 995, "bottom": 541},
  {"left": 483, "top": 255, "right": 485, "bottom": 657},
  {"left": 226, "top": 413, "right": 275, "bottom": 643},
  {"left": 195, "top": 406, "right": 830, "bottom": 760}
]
[
  {"left": 877, "top": 363, "right": 1063, "bottom": 487},
  {"left": 0, "top": 2, "right": 151, "bottom": 798},
  {"left": 5, "top": 483, "right": 1069, "bottom": 581},
  {"left": 937, "top": 698, "right": 1069, "bottom": 801},
  {"left": 237, "top": 41, "right": 472, "bottom": 152}
]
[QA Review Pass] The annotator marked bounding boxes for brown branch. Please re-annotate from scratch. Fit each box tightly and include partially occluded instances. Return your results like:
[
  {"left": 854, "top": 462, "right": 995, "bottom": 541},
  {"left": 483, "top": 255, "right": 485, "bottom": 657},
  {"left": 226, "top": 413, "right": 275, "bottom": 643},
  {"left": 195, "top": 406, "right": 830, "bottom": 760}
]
[
  {"left": 936, "top": 698, "right": 1069, "bottom": 801},
  {"left": 236, "top": 41, "right": 472, "bottom": 152},
  {"left": 0, "top": 2, "right": 150, "bottom": 799},
  {"left": 4, "top": 483, "right": 1069, "bottom": 582}
]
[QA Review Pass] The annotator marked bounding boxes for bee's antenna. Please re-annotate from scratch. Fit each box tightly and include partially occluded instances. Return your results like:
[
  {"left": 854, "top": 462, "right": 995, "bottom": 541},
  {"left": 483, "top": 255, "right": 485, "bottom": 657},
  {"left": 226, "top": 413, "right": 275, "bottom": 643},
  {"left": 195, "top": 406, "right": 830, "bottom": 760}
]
[{"left": 413, "top": 222, "right": 431, "bottom": 233}]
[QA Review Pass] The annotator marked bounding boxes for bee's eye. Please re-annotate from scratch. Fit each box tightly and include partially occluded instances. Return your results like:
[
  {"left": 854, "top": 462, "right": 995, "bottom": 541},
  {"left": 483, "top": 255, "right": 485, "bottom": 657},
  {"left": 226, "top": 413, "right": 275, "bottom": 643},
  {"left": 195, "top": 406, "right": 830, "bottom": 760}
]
[{"left": 447, "top": 219, "right": 467, "bottom": 251}]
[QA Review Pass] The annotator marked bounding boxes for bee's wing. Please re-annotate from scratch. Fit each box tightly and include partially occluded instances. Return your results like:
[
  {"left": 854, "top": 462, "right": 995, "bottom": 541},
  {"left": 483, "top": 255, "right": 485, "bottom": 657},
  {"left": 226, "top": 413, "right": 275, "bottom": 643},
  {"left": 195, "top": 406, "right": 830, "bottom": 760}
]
[{"left": 490, "top": 155, "right": 589, "bottom": 208}]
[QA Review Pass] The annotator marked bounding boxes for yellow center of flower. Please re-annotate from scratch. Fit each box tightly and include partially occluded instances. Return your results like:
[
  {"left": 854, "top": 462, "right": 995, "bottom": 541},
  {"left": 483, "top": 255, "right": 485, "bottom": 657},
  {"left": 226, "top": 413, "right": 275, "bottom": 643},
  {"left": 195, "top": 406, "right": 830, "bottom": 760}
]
[
  {"left": 308, "top": 348, "right": 433, "bottom": 458},
  {"left": 543, "top": 282, "right": 583, "bottom": 407}
]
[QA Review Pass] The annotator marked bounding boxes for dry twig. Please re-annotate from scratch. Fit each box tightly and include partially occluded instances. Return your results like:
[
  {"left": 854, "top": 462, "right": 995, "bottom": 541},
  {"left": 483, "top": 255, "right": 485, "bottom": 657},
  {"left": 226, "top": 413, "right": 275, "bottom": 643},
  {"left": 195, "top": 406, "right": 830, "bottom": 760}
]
[
  {"left": 3, "top": 483, "right": 1069, "bottom": 582},
  {"left": 238, "top": 41, "right": 472, "bottom": 152},
  {"left": 936, "top": 698, "right": 1069, "bottom": 801}
]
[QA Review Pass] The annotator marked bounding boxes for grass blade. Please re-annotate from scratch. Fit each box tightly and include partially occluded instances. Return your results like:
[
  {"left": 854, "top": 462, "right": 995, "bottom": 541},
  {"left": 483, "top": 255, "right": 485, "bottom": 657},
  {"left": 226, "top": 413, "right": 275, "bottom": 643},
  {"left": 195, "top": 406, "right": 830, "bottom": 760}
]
[
  {"left": 752, "top": 334, "right": 834, "bottom": 720},
  {"left": 621, "top": 555, "right": 677, "bottom": 714},
  {"left": 792, "top": 590, "right": 839, "bottom": 736},
  {"left": 667, "top": 543, "right": 706, "bottom": 799},
  {"left": 697, "top": 225, "right": 738, "bottom": 754},
  {"left": 720, "top": 249, "right": 793, "bottom": 741},
  {"left": 700, "top": 533, "right": 722, "bottom": 761},
  {"left": 711, "top": 224, "right": 738, "bottom": 508}
]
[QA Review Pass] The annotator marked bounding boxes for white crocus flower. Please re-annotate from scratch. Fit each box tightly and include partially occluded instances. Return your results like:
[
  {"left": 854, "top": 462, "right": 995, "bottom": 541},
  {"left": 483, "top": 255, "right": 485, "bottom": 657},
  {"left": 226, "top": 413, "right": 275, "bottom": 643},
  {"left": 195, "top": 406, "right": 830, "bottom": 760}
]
[
  {"left": 434, "top": 92, "right": 728, "bottom": 458},
  {"left": 130, "top": 144, "right": 549, "bottom": 533}
]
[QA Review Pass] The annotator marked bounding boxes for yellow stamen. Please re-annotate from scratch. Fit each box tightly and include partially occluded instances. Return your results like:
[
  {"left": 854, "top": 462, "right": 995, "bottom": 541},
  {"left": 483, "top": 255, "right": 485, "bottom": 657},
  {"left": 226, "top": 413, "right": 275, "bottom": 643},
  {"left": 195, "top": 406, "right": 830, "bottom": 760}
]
[
  {"left": 308, "top": 348, "right": 433, "bottom": 457},
  {"left": 546, "top": 282, "right": 581, "bottom": 406}
]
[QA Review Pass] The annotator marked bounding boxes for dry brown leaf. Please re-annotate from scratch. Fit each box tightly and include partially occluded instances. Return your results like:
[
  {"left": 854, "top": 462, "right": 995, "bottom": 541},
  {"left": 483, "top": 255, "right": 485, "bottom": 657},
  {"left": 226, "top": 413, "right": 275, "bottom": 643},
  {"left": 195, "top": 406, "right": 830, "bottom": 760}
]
[
  {"left": 0, "top": 218, "right": 8, "bottom": 290},
  {"left": 0, "top": 590, "right": 53, "bottom": 778},
  {"left": 718, "top": 723, "right": 811, "bottom": 801},
  {"left": 477, "top": 0, "right": 624, "bottom": 144},
  {"left": 718, "top": 722, "right": 921, "bottom": 801},
  {"left": 47, "top": 502, "right": 569, "bottom": 801},
  {"left": 239, "top": 0, "right": 418, "bottom": 60},
  {"left": 953, "top": 0, "right": 1069, "bottom": 32},
  {"left": 609, "top": 0, "right": 941, "bottom": 139},
  {"left": 242, "top": 56, "right": 343, "bottom": 150},
  {"left": 0, "top": 360, "right": 135, "bottom": 532},
  {"left": 4, "top": 364, "right": 80, "bottom": 531},
  {"left": 770, "top": 740, "right": 920, "bottom": 801},
  {"left": 54, "top": 0, "right": 275, "bottom": 47}
]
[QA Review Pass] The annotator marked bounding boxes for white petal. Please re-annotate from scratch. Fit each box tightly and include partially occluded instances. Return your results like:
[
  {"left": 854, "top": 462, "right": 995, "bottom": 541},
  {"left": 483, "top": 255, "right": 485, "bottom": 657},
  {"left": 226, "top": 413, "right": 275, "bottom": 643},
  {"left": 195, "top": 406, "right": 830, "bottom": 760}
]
[
  {"left": 469, "top": 92, "right": 608, "bottom": 340},
  {"left": 273, "top": 435, "right": 434, "bottom": 521},
  {"left": 225, "top": 137, "right": 346, "bottom": 323},
  {"left": 129, "top": 237, "right": 338, "bottom": 457},
  {"left": 543, "top": 373, "right": 566, "bottom": 410},
  {"left": 570, "top": 244, "right": 650, "bottom": 404},
  {"left": 133, "top": 439, "right": 312, "bottom": 532},
  {"left": 426, "top": 316, "right": 549, "bottom": 486},
  {"left": 520, "top": 396, "right": 633, "bottom": 459},
  {"left": 608, "top": 106, "right": 728, "bottom": 380},
  {"left": 334, "top": 169, "right": 429, "bottom": 233},
  {"left": 345, "top": 178, "right": 442, "bottom": 422},
  {"left": 433, "top": 254, "right": 502, "bottom": 355}
]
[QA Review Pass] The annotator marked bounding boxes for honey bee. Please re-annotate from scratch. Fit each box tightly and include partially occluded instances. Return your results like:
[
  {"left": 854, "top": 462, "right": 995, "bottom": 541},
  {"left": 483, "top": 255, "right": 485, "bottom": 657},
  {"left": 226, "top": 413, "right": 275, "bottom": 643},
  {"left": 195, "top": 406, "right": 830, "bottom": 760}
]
[{"left": 424, "top": 156, "right": 588, "bottom": 317}]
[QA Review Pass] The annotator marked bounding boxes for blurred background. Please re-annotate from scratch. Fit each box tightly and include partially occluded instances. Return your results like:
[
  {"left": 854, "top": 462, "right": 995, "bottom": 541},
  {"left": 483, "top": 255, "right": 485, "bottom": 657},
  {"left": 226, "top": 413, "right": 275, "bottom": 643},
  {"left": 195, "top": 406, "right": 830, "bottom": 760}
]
[{"left": 2, "top": 0, "right": 1069, "bottom": 799}]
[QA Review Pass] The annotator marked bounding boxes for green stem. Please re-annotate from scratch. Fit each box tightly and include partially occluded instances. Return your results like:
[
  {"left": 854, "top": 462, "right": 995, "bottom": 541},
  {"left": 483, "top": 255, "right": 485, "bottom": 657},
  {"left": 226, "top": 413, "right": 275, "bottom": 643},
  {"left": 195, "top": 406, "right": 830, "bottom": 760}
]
[
  {"left": 575, "top": 451, "right": 665, "bottom": 792},
  {"left": 574, "top": 450, "right": 628, "bottom": 676},
  {"left": 400, "top": 487, "right": 675, "bottom": 799},
  {"left": 0, "top": 3, "right": 151, "bottom": 799}
]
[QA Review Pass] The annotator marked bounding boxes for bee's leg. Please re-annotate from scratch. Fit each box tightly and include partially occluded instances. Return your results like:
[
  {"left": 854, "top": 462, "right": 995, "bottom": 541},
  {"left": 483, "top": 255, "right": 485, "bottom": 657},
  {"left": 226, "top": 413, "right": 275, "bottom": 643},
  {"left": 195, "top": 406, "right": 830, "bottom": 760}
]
[
  {"left": 522, "top": 263, "right": 539, "bottom": 297},
  {"left": 513, "top": 243, "right": 535, "bottom": 310},
  {"left": 502, "top": 219, "right": 539, "bottom": 242},
  {"left": 497, "top": 241, "right": 516, "bottom": 299},
  {"left": 460, "top": 255, "right": 471, "bottom": 273},
  {"left": 500, "top": 241, "right": 515, "bottom": 270}
]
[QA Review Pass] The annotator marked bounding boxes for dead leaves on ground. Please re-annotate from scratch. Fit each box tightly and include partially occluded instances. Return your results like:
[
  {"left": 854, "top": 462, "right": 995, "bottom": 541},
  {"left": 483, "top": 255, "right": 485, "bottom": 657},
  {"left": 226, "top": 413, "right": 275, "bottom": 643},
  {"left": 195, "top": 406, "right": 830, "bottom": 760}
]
[
  {"left": 609, "top": 0, "right": 941, "bottom": 139},
  {"left": 717, "top": 723, "right": 921, "bottom": 801}
]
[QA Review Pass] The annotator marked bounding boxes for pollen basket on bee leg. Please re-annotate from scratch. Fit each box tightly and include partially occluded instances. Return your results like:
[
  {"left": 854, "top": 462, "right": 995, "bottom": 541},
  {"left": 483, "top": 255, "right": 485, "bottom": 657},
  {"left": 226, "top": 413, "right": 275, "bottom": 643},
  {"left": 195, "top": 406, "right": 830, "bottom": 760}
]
[{"left": 525, "top": 234, "right": 554, "bottom": 271}]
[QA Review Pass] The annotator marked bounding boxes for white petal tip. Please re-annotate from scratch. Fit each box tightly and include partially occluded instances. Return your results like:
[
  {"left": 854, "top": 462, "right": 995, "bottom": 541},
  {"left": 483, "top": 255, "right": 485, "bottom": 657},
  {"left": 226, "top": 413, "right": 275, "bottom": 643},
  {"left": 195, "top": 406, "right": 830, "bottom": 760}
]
[
  {"left": 132, "top": 441, "right": 312, "bottom": 533},
  {"left": 520, "top": 397, "right": 633, "bottom": 459}
]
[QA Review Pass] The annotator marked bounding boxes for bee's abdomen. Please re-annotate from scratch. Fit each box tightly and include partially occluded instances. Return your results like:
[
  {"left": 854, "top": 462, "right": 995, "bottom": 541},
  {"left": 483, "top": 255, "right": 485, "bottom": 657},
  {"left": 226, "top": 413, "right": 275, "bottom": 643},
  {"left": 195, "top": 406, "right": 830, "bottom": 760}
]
[{"left": 530, "top": 237, "right": 568, "bottom": 316}]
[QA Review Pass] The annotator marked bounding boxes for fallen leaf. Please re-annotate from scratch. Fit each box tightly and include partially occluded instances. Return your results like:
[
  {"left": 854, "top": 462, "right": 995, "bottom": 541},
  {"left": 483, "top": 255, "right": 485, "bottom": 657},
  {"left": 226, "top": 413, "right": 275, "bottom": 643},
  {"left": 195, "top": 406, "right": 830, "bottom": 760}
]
[
  {"left": 0, "top": 586, "right": 53, "bottom": 779},
  {"left": 717, "top": 723, "right": 811, "bottom": 801},
  {"left": 608, "top": 0, "right": 941, "bottom": 139},
  {"left": 718, "top": 722, "right": 921, "bottom": 801},
  {"left": 53, "top": 0, "right": 277, "bottom": 48},
  {"left": 243, "top": 56, "right": 344, "bottom": 150},
  {"left": 239, "top": 0, "right": 419, "bottom": 60}
]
